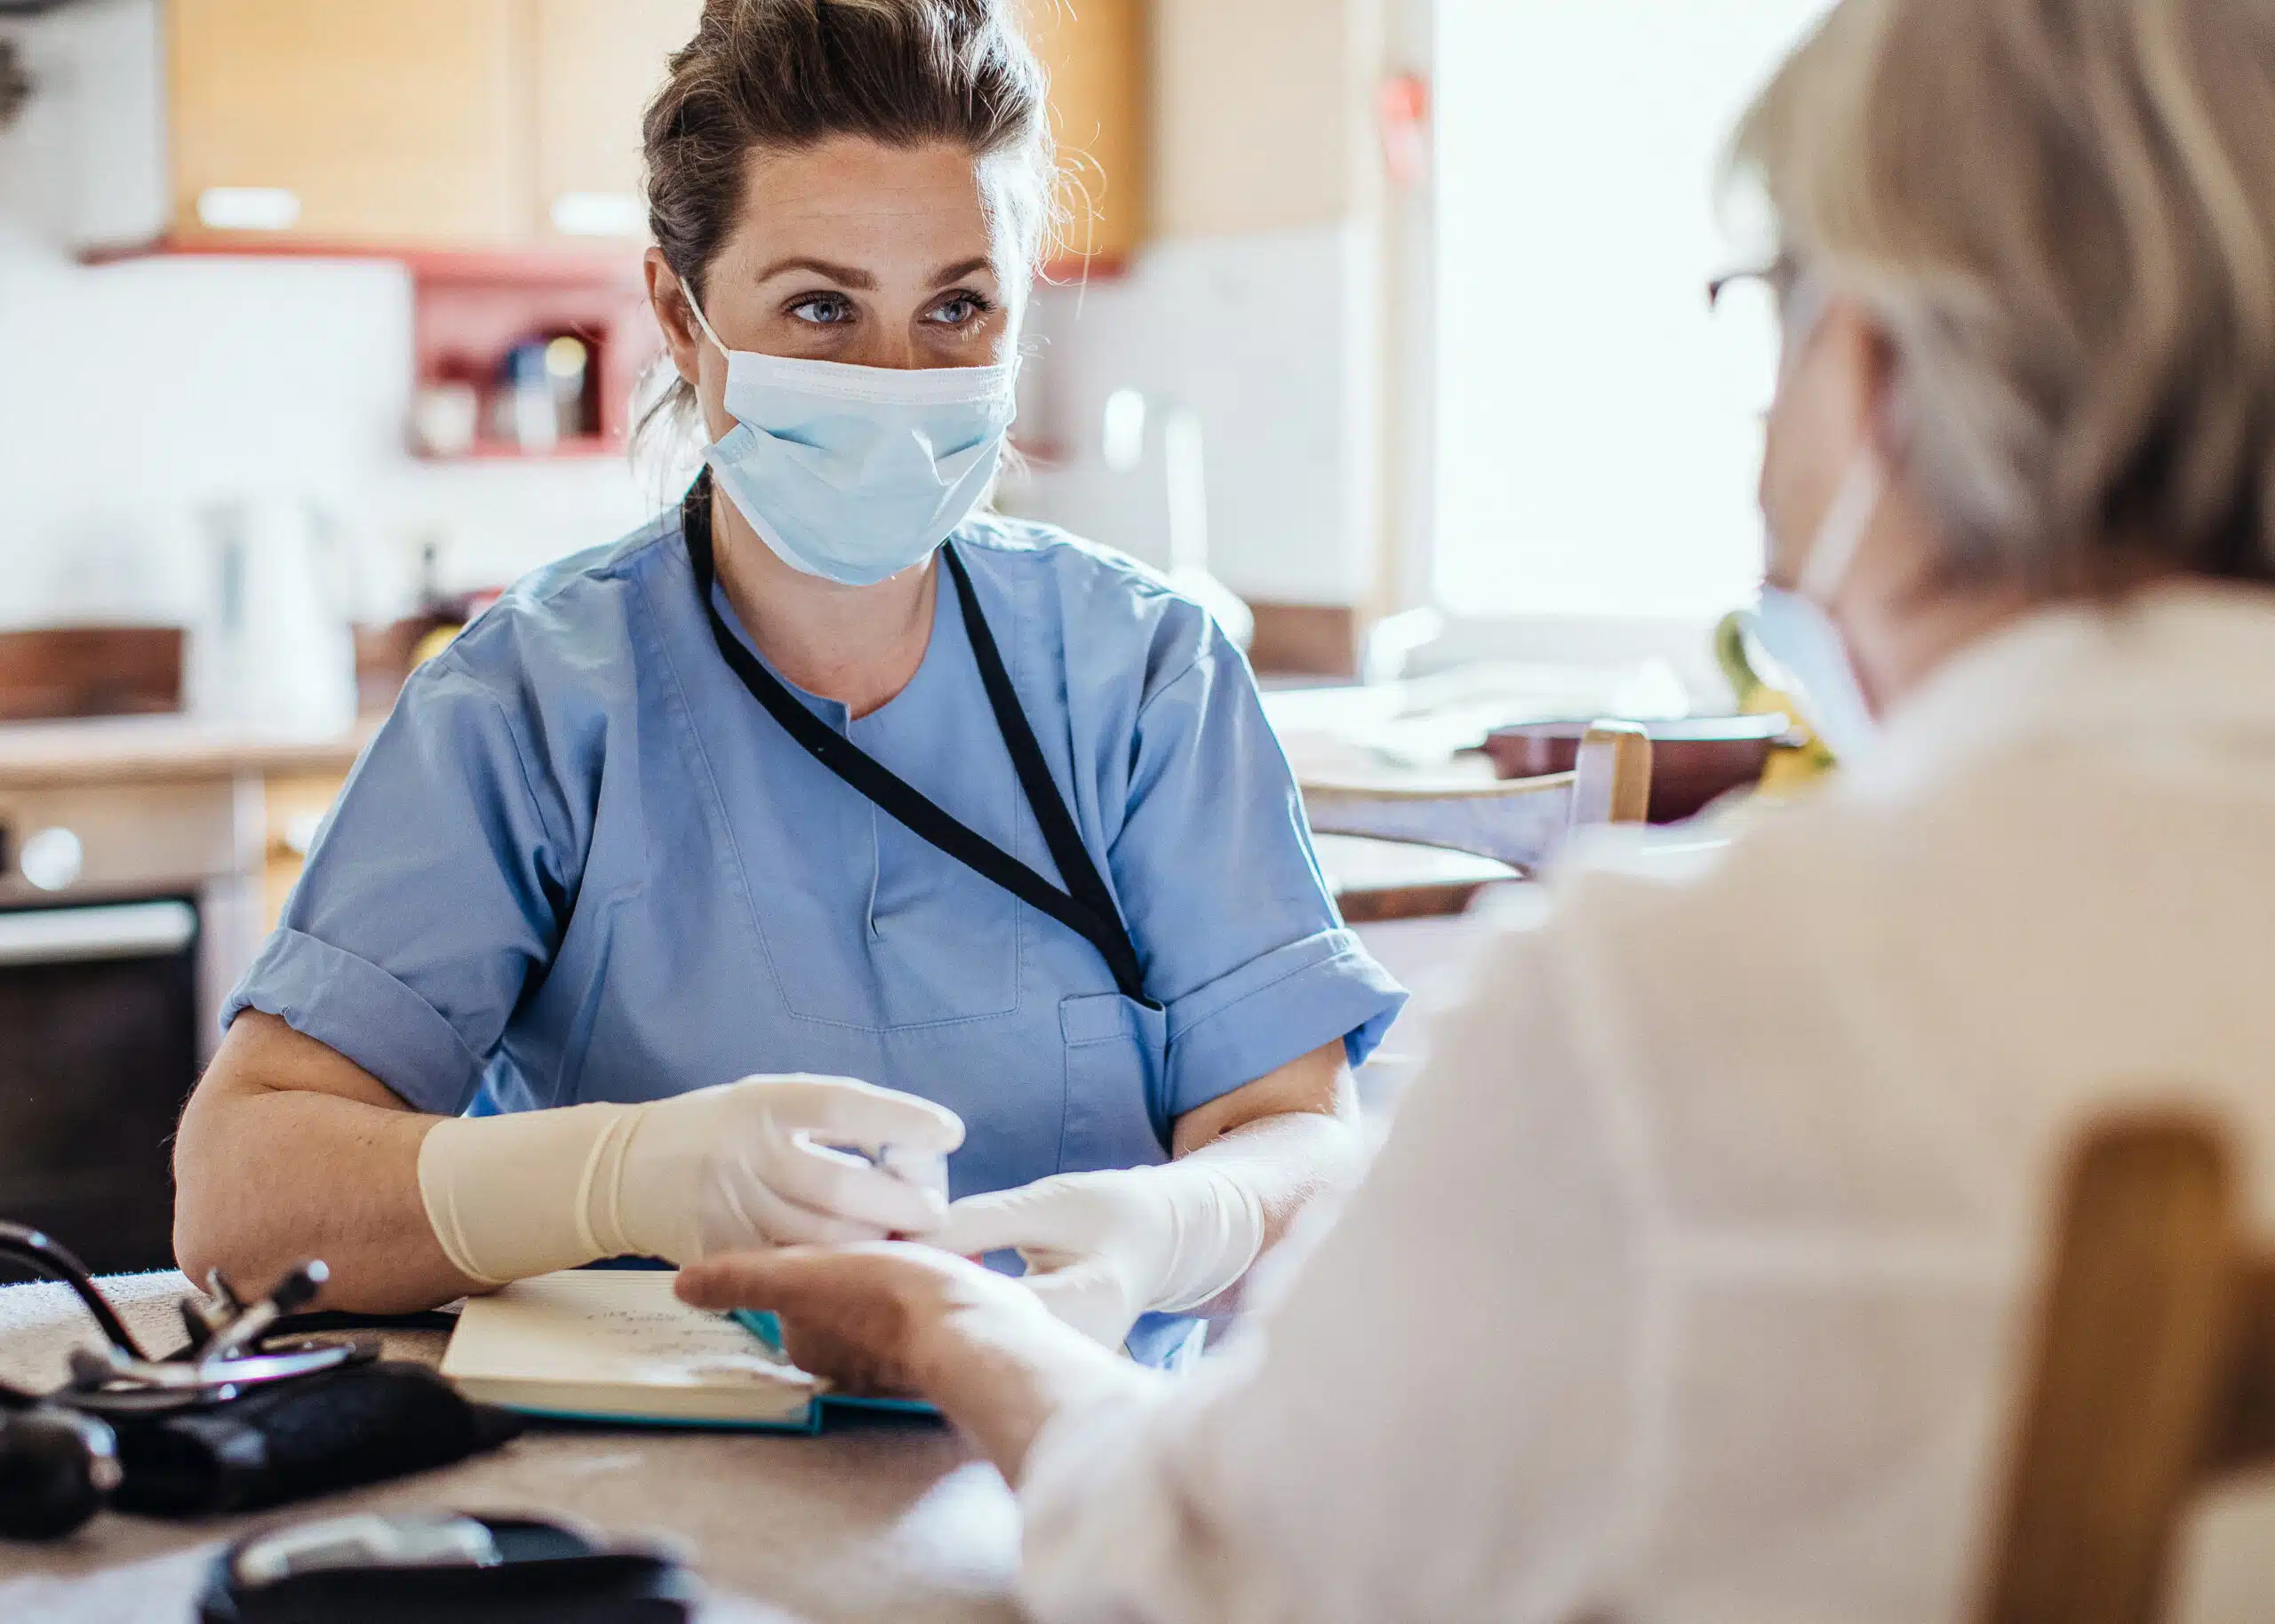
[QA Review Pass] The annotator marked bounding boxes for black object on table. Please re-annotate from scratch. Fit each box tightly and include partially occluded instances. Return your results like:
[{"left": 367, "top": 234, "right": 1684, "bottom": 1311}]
[
  {"left": 0, "top": 1222, "right": 520, "bottom": 1539},
  {"left": 196, "top": 1512, "right": 702, "bottom": 1624}
]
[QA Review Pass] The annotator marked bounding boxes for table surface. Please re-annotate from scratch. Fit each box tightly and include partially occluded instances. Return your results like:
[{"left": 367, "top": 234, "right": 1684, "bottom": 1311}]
[
  {"left": 0, "top": 716, "right": 373, "bottom": 788},
  {"left": 0, "top": 1274, "right": 1020, "bottom": 1624},
  {"left": 1313, "top": 832, "right": 1517, "bottom": 893}
]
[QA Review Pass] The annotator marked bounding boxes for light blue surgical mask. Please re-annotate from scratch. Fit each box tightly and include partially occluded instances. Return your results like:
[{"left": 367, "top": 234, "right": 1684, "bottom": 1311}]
[
  {"left": 1749, "top": 451, "right": 1885, "bottom": 765},
  {"left": 684, "top": 293, "right": 1020, "bottom": 587}
]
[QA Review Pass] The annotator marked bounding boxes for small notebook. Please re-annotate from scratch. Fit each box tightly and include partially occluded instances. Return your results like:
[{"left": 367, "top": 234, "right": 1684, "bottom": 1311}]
[{"left": 438, "top": 1270, "right": 937, "bottom": 1433}]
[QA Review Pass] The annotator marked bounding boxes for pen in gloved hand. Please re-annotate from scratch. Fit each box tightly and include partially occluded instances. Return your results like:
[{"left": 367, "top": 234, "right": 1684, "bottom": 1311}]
[
  {"left": 730, "top": 1142, "right": 947, "bottom": 1366},
  {"left": 866, "top": 1144, "right": 949, "bottom": 1240}
]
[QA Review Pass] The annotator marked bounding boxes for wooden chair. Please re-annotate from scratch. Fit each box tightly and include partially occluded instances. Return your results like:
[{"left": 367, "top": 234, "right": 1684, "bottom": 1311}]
[
  {"left": 1298, "top": 720, "right": 1654, "bottom": 873},
  {"left": 1979, "top": 1111, "right": 2275, "bottom": 1624}
]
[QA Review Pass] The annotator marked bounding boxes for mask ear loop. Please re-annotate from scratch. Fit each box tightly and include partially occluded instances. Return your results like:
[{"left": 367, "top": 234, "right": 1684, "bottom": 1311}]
[
  {"left": 678, "top": 283, "right": 730, "bottom": 359},
  {"left": 1775, "top": 269, "right": 1888, "bottom": 609},
  {"left": 1796, "top": 452, "right": 1885, "bottom": 607}
]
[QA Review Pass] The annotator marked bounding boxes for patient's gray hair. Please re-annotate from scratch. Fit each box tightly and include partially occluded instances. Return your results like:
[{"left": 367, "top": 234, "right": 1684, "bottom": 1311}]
[{"left": 1736, "top": 0, "right": 2275, "bottom": 592}]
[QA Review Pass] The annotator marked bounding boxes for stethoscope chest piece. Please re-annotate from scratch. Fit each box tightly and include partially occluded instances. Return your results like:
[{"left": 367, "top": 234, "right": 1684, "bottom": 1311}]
[{"left": 0, "top": 1222, "right": 372, "bottom": 1540}]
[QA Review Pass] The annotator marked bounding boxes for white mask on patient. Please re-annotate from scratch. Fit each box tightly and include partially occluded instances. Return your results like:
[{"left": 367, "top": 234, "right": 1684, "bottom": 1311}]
[{"left": 1749, "top": 451, "right": 1886, "bottom": 766}]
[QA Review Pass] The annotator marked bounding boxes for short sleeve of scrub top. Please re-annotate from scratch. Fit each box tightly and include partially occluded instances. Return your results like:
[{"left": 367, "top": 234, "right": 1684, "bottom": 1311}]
[{"left": 228, "top": 508, "right": 1408, "bottom": 1197}]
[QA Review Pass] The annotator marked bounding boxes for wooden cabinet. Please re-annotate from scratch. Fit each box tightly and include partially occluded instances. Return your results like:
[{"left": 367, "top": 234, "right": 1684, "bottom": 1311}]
[
  {"left": 532, "top": 0, "right": 705, "bottom": 243},
  {"left": 169, "top": 0, "right": 527, "bottom": 247},
  {"left": 1021, "top": 0, "right": 1150, "bottom": 267},
  {"left": 165, "top": 0, "right": 698, "bottom": 250},
  {"left": 161, "top": 0, "right": 1147, "bottom": 263},
  {"left": 261, "top": 770, "right": 347, "bottom": 928}
]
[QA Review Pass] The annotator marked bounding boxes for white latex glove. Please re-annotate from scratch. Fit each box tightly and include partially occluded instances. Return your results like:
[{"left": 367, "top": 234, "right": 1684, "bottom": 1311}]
[
  {"left": 419, "top": 1073, "right": 963, "bottom": 1286},
  {"left": 930, "top": 1162, "right": 1265, "bottom": 1349}
]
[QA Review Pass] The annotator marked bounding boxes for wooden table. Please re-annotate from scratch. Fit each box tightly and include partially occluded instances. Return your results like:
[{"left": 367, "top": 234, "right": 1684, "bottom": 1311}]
[
  {"left": 0, "top": 1275, "right": 1020, "bottom": 1623},
  {"left": 0, "top": 716, "right": 372, "bottom": 789},
  {"left": 1318, "top": 832, "right": 1521, "bottom": 923}
]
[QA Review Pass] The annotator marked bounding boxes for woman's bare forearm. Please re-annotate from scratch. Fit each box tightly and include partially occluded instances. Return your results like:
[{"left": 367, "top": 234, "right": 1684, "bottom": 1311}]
[
  {"left": 1185, "top": 1104, "right": 1364, "bottom": 1241},
  {"left": 1169, "top": 1046, "right": 1369, "bottom": 1317},
  {"left": 173, "top": 1012, "right": 481, "bottom": 1313}
]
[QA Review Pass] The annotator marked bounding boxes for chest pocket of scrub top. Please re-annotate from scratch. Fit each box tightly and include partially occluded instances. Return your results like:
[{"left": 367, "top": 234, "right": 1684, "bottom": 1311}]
[{"left": 1058, "top": 992, "right": 1171, "bottom": 1171}]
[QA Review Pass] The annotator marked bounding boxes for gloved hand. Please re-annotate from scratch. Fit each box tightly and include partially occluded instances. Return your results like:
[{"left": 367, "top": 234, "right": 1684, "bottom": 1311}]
[
  {"left": 418, "top": 1074, "right": 963, "bottom": 1286},
  {"left": 930, "top": 1161, "right": 1265, "bottom": 1349}
]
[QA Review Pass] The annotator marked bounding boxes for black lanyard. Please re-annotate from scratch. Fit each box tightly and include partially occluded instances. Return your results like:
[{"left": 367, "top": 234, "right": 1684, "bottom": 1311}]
[{"left": 682, "top": 475, "right": 1156, "bottom": 1007}]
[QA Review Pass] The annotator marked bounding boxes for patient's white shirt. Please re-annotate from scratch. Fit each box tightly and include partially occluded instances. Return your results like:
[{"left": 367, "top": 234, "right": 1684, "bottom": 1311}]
[{"left": 1016, "top": 584, "right": 2275, "bottom": 1624}]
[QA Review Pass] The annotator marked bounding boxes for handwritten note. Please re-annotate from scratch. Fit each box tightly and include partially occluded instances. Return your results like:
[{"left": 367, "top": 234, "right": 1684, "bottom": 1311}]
[{"left": 441, "top": 1270, "right": 818, "bottom": 1422}]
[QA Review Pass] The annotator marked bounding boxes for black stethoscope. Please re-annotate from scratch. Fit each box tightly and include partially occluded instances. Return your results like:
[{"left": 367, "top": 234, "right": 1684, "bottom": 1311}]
[{"left": 0, "top": 1222, "right": 367, "bottom": 1538}]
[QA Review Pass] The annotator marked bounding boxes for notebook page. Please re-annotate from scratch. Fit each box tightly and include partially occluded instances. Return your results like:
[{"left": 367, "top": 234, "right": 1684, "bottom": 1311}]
[{"left": 441, "top": 1270, "right": 818, "bottom": 1419}]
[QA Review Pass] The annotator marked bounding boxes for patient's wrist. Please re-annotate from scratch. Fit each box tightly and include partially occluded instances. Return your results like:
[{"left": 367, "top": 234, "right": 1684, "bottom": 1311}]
[
  {"left": 921, "top": 1296, "right": 1156, "bottom": 1483},
  {"left": 906, "top": 1263, "right": 1064, "bottom": 1389}
]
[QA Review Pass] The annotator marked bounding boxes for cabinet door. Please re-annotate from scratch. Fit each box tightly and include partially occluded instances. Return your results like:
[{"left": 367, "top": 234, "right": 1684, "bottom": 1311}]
[
  {"left": 1019, "top": 0, "right": 1148, "bottom": 267},
  {"left": 169, "top": 0, "right": 526, "bottom": 246},
  {"left": 532, "top": 0, "right": 705, "bottom": 243},
  {"left": 262, "top": 770, "right": 347, "bottom": 928}
]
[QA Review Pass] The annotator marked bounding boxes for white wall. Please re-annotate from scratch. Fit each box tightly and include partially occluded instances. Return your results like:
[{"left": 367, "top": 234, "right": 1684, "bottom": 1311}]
[
  {"left": 1010, "top": 0, "right": 1392, "bottom": 609},
  {"left": 0, "top": 0, "right": 655, "bottom": 632},
  {"left": 0, "top": 230, "right": 652, "bottom": 630},
  {"left": 1018, "top": 220, "right": 1378, "bottom": 605}
]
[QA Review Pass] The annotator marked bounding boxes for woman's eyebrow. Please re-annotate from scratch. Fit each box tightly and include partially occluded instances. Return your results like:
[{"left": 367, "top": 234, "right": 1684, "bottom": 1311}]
[
  {"left": 754, "top": 255, "right": 878, "bottom": 289},
  {"left": 930, "top": 257, "right": 995, "bottom": 286}
]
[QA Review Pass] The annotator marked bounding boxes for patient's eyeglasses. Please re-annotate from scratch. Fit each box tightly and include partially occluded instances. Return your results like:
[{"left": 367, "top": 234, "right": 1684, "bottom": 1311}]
[
  {"left": 1704, "top": 253, "right": 1803, "bottom": 417},
  {"left": 1706, "top": 253, "right": 1801, "bottom": 317}
]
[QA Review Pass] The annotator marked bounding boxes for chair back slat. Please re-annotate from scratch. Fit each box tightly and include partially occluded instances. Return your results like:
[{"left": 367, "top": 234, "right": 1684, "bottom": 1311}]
[
  {"left": 1301, "top": 776, "right": 1577, "bottom": 869},
  {"left": 2206, "top": 1261, "right": 2275, "bottom": 1476},
  {"left": 1573, "top": 721, "right": 1653, "bottom": 827},
  {"left": 1297, "top": 719, "right": 1654, "bottom": 874},
  {"left": 1979, "top": 1113, "right": 2245, "bottom": 1624}
]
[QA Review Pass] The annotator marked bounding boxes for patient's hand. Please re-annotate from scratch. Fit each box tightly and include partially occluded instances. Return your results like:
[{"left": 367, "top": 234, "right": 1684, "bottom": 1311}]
[
  {"left": 682, "top": 1244, "right": 1155, "bottom": 1481},
  {"left": 676, "top": 1243, "right": 1047, "bottom": 1398}
]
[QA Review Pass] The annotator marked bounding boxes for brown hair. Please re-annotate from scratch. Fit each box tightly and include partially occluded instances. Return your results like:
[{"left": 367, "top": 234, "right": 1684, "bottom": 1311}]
[
  {"left": 1734, "top": 0, "right": 2275, "bottom": 592},
  {"left": 636, "top": 0, "right": 1055, "bottom": 460},
  {"left": 0, "top": 40, "right": 31, "bottom": 132}
]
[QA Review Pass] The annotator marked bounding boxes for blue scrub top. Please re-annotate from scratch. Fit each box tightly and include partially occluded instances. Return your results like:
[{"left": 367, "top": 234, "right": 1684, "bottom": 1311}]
[{"left": 228, "top": 506, "right": 1404, "bottom": 1351}]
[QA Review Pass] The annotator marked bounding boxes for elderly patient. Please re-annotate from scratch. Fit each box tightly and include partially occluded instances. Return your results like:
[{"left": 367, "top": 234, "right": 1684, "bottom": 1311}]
[{"left": 677, "top": 0, "right": 2275, "bottom": 1617}]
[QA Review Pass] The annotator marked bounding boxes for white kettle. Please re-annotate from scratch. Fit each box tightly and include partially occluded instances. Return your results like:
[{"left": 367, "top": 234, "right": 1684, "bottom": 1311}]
[{"left": 188, "top": 497, "right": 359, "bottom": 734}]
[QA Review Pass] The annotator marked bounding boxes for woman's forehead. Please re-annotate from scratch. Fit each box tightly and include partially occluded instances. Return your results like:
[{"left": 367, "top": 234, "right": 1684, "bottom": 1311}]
[{"left": 720, "top": 137, "right": 1010, "bottom": 282}]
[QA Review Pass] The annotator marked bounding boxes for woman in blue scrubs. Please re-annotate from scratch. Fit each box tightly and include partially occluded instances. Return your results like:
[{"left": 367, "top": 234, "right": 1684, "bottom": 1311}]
[{"left": 172, "top": 0, "right": 1403, "bottom": 1363}]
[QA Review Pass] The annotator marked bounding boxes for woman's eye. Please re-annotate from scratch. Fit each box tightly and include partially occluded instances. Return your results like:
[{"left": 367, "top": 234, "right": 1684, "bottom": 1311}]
[
  {"left": 926, "top": 293, "right": 989, "bottom": 326},
  {"left": 789, "top": 294, "right": 854, "bottom": 325}
]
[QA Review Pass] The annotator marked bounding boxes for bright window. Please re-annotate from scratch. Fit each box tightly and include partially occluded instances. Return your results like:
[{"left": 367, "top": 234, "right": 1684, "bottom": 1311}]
[{"left": 1433, "top": 0, "right": 1835, "bottom": 620}]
